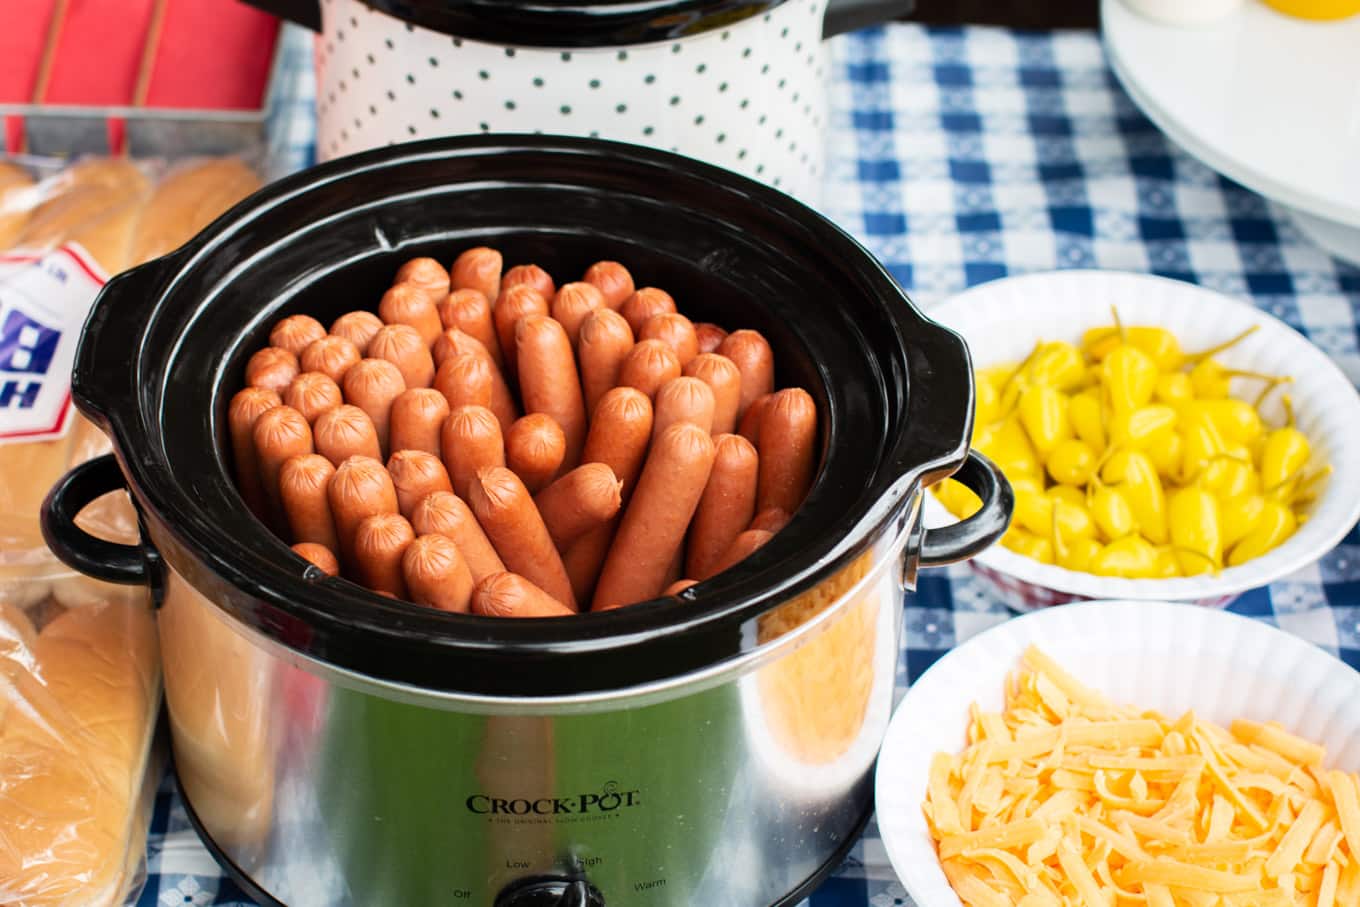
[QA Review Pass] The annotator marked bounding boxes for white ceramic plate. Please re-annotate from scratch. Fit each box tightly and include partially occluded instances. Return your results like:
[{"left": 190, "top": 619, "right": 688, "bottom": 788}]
[
  {"left": 875, "top": 600, "right": 1360, "bottom": 907},
  {"left": 1102, "top": 0, "right": 1360, "bottom": 264},
  {"left": 922, "top": 269, "right": 1360, "bottom": 609}
]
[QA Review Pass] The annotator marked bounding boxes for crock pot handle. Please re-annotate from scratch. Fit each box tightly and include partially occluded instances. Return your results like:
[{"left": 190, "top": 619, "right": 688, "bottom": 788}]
[
  {"left": 918, "top": 450, "right": 1013, "bottom": 567},
  {"left": 41, "top": 454, "right": 148, "bottom": 584},
  {"left": 240, "top": 0, "right": 321, "bottom": 31},
  {"left": 823, "top": 0, "right": 916, "bottom": 38}
]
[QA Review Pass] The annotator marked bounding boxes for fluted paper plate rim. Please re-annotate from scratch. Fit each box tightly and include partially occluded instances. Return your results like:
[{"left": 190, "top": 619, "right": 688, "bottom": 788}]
[
  {"left": 924, "top": 269, "right": 1360, "bottom": 604},
  {"left": 874, "top": 599, "right": 1360, "bottom": 907}
]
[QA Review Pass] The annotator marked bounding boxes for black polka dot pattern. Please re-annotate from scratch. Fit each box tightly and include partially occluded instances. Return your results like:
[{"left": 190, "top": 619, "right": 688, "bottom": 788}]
[{"left": 316, "top": 0, "right": 829, "bottom": 202}]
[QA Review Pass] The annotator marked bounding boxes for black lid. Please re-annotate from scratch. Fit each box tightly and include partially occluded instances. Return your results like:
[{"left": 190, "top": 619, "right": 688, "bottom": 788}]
[
  {"left": 75, "top": 135, "right": 971, "bottom": 697},
  {"left": 359, "top": 0, "right": 784, "bottom": 48}
]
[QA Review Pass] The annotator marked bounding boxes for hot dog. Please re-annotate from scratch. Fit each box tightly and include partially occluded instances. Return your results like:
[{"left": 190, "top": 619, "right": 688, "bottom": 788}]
[
  {"left": 577, "top": 308, "right": 635, "bottom": 418},
  {"left": 228, "top": 387, "right": 282, "bottom": 518},
  {"left": 284, "top": 372, "right": 343, "bottom": 425},
  {"left": 686, "top": 433, "right": 758, "bottom": 581},
  {"left": 410, "top": 491, "right": 506, "bottom": 583},
  {"left": 431, "top": 330, "right": 517, "bottom": 430},
  {"left": 757, "top": 387, "right": 817, "bottom": 514},
  {"left": 592, "top": 423, "right": 716, "bottom": 611},
  {"left": 466, "top": 467, "right": 576, "bottom": 610},
  {"left": 450, "top": 246, "right": 503, "bottom": 302},
  {"left": 278, "top": 454, "right": 340, "bottom": 552},
  {"left": 683, "top": 353, "right": 742, "bottom": 435},
  {"left": 620, "top": 287, "right": 677, "bottom": 336},
  {"left": 252, "top": 405, "right": 314, "bottom": 532},
  {"left": 617, "top": 339, "right": 682, "bottom": 401},
  {"left": 440, "top": 405, "right": 505, "bottom": 498},
  {"left": 299, "top": 335, "right": 361, "bottom": 385},
  {"left": 712, "top": 528, "right": 773, "bottom": 575},
  {"left": 501, "top": 263, "right": 555, "bottom": 300},
  {"left": 652, "top": 376, "right": 716, "bottom": 438},
  {"left": 694, "top": 323, "right": 728, "bottom": 355},
  {"left": 582, "top": 261, "right": 634, "bottom": 310},
  {"left": 437, "top": 288, "right": 503, "bottom": 369},
  {"left": 379, "top": 282, "right": 443, "bottom": 347},
  {"left": 534, "top": 463, "right": 622, "bottom": 550},
  {"left": 738, "top": 392, "right": 774, "bottom": 446},
  {"left": 493, "top": 285, "right": 549, "bottom": 379},
  {"left": 562, "top": 386, "right": 655, "bottom": 602},
  {"left": 291, "top": 542, "right": 340, "bottom": 577},
  {"left": 550, "top": 282, "right": 605, "bottom": 347},
  {"left": 402, "top": 534, "right": 474, "bottom": 613},
  {"left": 328, "top": 456, "right": 399, "bottom": 565},
  {"left": 270, "top": 315, "right": 327, "bottom": 357},
  {"left": 472, "top": 572, "right": 574, "bottom": 618},
  {"left": 639, "top": 313, "right": 699, "bottom": 367},
  {"left": 330, "top": 311, "right": 385, "bottom": 356},
  {"left": 505, "top": 413, "right": 566, "bottom": 494},
  {"left": 664, "top": 579, "right": 697, "bottom": 596},
  {"left": 582, "top": 387, "right": 654, "bottom": 499},
  {"left": 388, "top": 388, "right": 450, "bottom": 457},
  {"left": 341, "top": 358, "right": 407, "bottom": 454},
  {"left": 432, "top": 326, "right": 493, "bottom": 368},
  {"left": 516, "top": 315, "right": 588, "bottom": 469},
  {"left": 313, "top": 404, "right": 383, "bottom": 466},
  {"left": 393, "top": 257, "right": 450, "bottom": 304},
  {"left": 387, "top": 450, "right": 454, "bottom": 519},
  {"left": 368, "top": 324, "right": 436, "bottom": 389},
  {"left": 749, "top": 506, "right": 792, "bottom": 534},
  {"left": 718, "top": 330, "right": 776, "bottom": 421},
  {"left": 433, "top": 352, "right": 493, "bottom": 412},
  {"left": 353, "top": 512, "right": 415, "bottom": 597},
  {"left": 245, "top": 347, "right": 299, "bottom": 395}
]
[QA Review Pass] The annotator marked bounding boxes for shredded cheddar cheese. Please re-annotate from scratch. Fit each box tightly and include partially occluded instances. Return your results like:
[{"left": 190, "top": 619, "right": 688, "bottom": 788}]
[{"left": 922, "top": 646, "right": 1360, "bottom": 906}]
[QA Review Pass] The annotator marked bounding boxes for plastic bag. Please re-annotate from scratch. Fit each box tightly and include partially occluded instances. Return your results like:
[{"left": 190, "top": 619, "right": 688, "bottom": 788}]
[
  {"left": 0, "top": 154, "right": 261, "bottom": 605},
  {"left": 0, "top": 153, "right": 261, "bottom": 906},
  {"left": 0, "top": 594, "right": 162, "bottom": 906}
]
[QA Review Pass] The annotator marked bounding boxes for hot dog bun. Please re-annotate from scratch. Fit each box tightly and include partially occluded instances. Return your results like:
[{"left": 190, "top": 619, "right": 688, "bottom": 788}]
[{"left": 129, "top": 158, "right": 260, "bottom": 264}]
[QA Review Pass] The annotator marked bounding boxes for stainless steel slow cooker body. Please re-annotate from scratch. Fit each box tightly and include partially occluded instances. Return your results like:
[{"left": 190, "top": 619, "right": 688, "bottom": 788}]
[
  {"left": 43, "top": 136, "right": 1010, "bottom": 907},
  {"left": 245, "top": 0, "right": 915, "bottom": 206}
]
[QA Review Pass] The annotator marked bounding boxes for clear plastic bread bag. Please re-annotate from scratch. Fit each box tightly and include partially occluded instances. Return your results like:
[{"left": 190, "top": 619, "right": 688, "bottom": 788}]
[{"left": 0, "top": 153, "right": 261, "bottom": 905}]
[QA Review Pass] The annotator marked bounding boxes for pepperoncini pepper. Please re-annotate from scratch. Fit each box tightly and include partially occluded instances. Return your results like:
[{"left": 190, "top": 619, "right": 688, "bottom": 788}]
[
  {"left": 1047, "top": 439, "right": 1097, "bottom": 486},
  {"left": 1259, "top": 397, "right": 1310, "bottom": 491},
  {"left": 1101, "top": 450, "right": 1168, "bottom": 545},
  {"left": 1027, "top": 341, "right": 1087, "bottom": 391},
  {"left": 1108, "top": 405, "right": 1177, "bottom": 450},
  {"left": 1089, "top": 484, "right": 1136, "bottom": 542},
  {"left": 1018, "top": 385, "right": 1070, "bottom": 456},
  {"left": 1068, "top": 391, "right": 1106, "bottom": 453},
  {"left": 1101, "top": 344, "right": 1159, "bottom": 413},
  {"left": 1168, "top": 487, "right": 1222, "bottom": 576},
  {"left": 1227, "top": 500, "right": 1297, "bottom": 566},
  {"left": 1089, "top": 535, "right": 1159, "bottom": 578}
]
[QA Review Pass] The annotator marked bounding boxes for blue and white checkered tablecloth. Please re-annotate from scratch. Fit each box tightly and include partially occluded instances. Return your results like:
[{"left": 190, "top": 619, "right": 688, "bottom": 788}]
[{"left": 137, "top": 21, "right": 1360, "bottom": 907}]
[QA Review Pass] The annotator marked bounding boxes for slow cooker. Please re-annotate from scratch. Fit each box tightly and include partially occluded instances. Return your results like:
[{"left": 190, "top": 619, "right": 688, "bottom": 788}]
[
  {"left": 43, "top": 136, "right": 1009, "bottom": 907},
  {"left": 244, "top": 0, "right": 915, "bottom": 204}
]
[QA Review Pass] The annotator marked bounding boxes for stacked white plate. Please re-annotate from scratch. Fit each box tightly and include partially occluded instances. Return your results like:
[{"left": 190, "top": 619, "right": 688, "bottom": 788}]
[{"left": 1102, "top": 0, "right": 1360, "bottom": 265}]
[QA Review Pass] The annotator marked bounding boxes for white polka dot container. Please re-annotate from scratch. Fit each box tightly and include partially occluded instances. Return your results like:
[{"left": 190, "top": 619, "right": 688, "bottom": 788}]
[
  {"left": 252, "top": 0, "right": 911, "bottom": 207},
  {"left": 922, "top": 269, "right": 1360, "bottom": 612}
]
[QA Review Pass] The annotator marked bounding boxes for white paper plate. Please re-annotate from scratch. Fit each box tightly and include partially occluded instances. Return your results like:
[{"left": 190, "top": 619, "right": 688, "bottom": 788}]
[
  {"left": 923, "top": 269, "right": 1360, "bottom": 609},
  {"left": 875, "top": 600, "right": 1360, "bottom": 907}
]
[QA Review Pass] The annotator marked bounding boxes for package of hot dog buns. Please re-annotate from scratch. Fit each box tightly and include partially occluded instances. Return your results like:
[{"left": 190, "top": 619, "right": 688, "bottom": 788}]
[{"left": 0, "top": 153, "right": 261, "bottom": 906}]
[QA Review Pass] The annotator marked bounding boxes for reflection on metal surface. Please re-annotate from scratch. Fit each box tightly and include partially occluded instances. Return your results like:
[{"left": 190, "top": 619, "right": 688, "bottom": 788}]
[
  {"left": 755, "top": 552, "right": 876, "bottom": 764},
  {"left": 158, "top": 570, "right": 275, "bottom": 855}
]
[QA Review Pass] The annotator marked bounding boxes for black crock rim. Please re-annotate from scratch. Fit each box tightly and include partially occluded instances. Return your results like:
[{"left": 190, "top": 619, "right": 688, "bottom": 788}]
[
  {"left": 354, "top": 0, "right": 787, "bottom": 49},
  {"left": 75, "top": 135, "right": 972, "bottom": 695}
]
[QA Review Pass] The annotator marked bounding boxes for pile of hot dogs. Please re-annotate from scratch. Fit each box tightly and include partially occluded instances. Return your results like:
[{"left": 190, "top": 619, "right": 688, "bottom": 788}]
[{"left": 227, "top": 249, "right": 817, "bottom": 617}]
